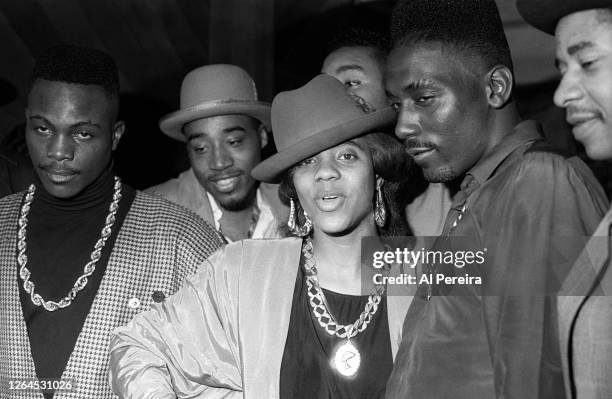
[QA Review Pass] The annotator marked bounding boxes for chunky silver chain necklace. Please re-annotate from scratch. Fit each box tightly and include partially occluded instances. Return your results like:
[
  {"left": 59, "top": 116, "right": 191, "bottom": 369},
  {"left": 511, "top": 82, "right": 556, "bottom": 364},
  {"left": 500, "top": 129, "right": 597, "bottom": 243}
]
[
  {"left": 17, "top": 177, "right": 122, "bottom": 312},
  {"left": 302, "top": 237, "right": 384, "bottom": 377}
]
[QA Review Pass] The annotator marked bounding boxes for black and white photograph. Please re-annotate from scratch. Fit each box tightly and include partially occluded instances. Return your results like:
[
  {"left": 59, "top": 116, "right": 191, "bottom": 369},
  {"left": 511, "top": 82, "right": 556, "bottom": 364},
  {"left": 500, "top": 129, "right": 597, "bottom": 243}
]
[{"left": 0, "top": 0, "right": 611, "bottom": 398}]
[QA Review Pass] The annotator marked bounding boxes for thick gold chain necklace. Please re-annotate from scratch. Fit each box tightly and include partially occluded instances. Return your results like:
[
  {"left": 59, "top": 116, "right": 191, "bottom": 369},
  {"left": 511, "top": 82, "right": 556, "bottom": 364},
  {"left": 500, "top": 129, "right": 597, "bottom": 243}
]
[
  {"left": 17, "top": 177, "right": 122, "bottom": 312},
  {"left": 302, "top": 237, "right": 385, "bottom": 377}
]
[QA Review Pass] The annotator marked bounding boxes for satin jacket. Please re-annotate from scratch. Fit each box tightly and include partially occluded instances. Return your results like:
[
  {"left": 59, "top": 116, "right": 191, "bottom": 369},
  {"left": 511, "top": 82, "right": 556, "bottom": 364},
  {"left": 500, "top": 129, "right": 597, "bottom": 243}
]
[{"left": 109, "top": 238, "right": 413, "bottom": 399}]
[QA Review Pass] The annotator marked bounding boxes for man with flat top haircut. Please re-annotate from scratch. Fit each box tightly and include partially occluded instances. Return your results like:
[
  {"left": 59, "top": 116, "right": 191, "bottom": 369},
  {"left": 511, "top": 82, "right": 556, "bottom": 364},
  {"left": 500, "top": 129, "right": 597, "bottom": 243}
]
[
  {"left": 385, "top": 1, "right": 608, "bottom": 398},
  {"left": 518, "top": 1, "right": 612, "bottom": 398},
  {"left": 321, "top": 28, "right": 452, "bottom": 236},
  {"left": 0, "top": 45, "right": 222, "bottom": 398},
  {"left": 148, "top": 64, "right": 286, "bottom": 242}
]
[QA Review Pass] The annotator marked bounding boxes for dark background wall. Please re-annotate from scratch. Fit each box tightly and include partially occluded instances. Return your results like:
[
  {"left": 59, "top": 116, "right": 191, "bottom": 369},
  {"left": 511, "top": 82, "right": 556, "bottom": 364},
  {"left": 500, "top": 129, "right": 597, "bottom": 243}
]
[{"left": 0, "top": 0, "right": 609, "bottom": 193}]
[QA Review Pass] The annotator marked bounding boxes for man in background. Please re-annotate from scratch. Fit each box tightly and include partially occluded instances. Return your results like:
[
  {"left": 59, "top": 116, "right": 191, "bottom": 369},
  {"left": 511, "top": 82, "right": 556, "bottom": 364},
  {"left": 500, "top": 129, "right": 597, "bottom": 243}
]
[
  {"left": 148, "top": 64, "right": 286, "bottom": 241},
  {"left": 518, "top": 1, "right": 612, "bottom": 397}
]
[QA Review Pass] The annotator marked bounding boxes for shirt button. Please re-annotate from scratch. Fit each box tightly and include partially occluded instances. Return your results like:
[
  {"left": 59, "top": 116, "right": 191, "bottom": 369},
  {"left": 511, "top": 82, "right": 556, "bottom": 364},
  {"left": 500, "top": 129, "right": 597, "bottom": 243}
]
[{"left": 128, "top": 297, "right": 141, "bottom": 309}]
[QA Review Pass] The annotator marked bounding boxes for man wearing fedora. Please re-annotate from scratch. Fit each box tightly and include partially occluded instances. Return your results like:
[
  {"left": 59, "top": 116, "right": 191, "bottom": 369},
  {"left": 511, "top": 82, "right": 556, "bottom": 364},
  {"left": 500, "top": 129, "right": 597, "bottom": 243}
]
[
  {"left": 518, "top": 1, "right": 612, "bottom": 397},
  {"left": 148, "top": 64, "right": 286, "bottom": 241}
]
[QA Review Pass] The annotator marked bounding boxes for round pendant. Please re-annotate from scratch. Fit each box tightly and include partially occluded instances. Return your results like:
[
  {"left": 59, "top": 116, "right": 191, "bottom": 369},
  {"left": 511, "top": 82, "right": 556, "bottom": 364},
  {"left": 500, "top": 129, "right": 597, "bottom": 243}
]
[{"left": 333, "top": 340, "right": 361, "bottom": 377}]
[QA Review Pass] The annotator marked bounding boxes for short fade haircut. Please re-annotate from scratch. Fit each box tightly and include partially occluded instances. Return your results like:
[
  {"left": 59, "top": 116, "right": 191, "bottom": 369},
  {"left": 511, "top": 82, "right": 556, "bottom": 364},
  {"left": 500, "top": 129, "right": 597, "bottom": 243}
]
[
  {"left": 326, "top": 27, "right": 389, "bottom": 64},
  {"left": 391, "top": 0, "right": 513, "bottom": 75},
  {"left": 31, "top": 44, "right": 120, "bottom": 99}
]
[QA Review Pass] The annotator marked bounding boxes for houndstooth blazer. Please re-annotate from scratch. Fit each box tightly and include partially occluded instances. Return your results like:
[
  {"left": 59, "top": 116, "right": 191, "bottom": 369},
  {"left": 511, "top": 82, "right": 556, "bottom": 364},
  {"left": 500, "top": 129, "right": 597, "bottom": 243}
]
[{"left": 0, "top": 191, "right": 224, "bottom": 399}]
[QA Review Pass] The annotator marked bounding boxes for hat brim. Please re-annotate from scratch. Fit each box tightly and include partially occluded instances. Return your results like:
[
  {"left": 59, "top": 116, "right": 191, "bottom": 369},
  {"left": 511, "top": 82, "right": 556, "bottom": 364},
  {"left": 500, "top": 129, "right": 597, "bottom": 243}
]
[
  {"left": 251, "top": 107, "right": 396, "bottom": 183},
  {"left": 159, "top": 100, "right": 271, "bottom": 142},
  {"left": 517, "top": 0, "right": 612, "bottom": 35}
]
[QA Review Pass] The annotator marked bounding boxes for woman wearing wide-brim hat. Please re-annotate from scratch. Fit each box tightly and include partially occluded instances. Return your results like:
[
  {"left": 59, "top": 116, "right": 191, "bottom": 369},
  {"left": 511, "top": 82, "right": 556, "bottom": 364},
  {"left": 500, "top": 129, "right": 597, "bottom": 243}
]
[{"left": 109, "top": 74, "right": 416, "bottom": 398}]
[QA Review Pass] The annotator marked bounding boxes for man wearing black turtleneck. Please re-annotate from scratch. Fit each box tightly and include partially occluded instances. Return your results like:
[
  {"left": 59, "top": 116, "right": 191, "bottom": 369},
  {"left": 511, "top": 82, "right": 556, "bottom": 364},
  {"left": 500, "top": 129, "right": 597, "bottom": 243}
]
[{"left": 0, "top": 45, "right": 223, "bottom": 399}]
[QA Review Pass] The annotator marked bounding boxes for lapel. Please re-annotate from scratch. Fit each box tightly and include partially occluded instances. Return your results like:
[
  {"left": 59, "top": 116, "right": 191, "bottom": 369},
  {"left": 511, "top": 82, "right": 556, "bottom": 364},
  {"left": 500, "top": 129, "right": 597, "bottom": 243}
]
[
  {"left": 239, "top": 238, "right": 301, "bottom": 399},
  {"left": 181, "top": 168, "right": 215, "bottom": 225},
  {"left": 386, "top": 261, "right": 415, "bottom": 360},
  {"left": 557, "top": 208, "right": 612, "bottom": 397},
  {"left": 55, "top": 223, "right": 122, "bottom": 398},
  {"left": 559, "top": 209, "right": 612, "bottom": 316},
  {"left": 2, "top": 195, "right": 42, "bottom": 399},
  {"left": 57, "top": 196, "right": 147, "bottom": 398}
]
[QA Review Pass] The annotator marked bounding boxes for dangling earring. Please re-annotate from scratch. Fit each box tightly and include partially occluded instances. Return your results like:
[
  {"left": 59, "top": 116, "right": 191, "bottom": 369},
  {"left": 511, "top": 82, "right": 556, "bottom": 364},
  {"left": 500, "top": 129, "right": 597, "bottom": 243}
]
[
  {"left": 374, "top": 183, "right": 386, "bottom": 228},
  {"left": 288, "top": 198, "right": 313, "bottom": 237}
]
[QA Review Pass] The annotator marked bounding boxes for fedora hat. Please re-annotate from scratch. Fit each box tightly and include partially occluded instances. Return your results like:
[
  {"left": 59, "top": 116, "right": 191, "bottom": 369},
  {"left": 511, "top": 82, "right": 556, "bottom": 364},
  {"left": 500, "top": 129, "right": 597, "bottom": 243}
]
[
  {"left": 251, "top": 74, "right": 395, "bottom": 183},
  {"left": 159, "top": 64, "right": 271, "bottom": 142},
  {"left": 517, "top": 0, "right": 612, "bottom": 35}
]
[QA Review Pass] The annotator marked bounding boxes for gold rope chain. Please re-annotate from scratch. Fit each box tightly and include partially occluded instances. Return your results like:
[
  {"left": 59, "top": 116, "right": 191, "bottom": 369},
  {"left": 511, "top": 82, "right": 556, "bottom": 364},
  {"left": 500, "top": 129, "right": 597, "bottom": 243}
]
[
  {"left": 302, "top": 237, "right": 383, "bottom": 339},
  {"left": 16, "top": 177, "right": 122, "bottom": 312}
]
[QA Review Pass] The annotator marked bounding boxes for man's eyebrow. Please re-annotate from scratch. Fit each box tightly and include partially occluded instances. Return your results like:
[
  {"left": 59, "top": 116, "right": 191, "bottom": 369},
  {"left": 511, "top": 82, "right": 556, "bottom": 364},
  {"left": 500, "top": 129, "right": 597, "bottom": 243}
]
[
  {"left": 222, "top": 125, "right": 249, "bottom": 134},
  {"left": 28, "top": 116, "right": 100, "bottom": 129},
  {"left": 335, "top": 64, "right": 365, "bottom": 74},
  {"left": 186, "top": 125, "right": 249, "bottom": 142},
  {"left": 567, "top": 41, "right": 595, "bottom": 57},
  {"left": 187, "top": 132, "right": 204, "bottom": 142},
  {"left": 71, "top": 121, "right": 101, "bottom": 129},
  {"left": 404, "top": 78, "right": 435, "bottom": 91},
  {"left": 28, "top": 115, "right": 53, "bottom": 126},
  {"left": 555, "top": 41, "right": 597, "bottom": 68}
]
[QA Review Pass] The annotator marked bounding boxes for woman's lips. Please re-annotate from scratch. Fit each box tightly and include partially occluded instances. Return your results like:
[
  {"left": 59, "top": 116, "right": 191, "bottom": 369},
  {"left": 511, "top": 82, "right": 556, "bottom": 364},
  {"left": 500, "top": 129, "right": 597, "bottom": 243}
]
[{"left": 315, "top": 194, "right": 345, "bottom": 212}]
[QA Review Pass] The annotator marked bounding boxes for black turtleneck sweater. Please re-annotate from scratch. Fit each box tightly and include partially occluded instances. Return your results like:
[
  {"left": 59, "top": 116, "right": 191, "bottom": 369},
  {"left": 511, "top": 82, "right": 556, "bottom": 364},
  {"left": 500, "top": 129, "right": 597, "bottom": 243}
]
[{"left": 17, "top": 167, "right": 135, "bottom": 398}]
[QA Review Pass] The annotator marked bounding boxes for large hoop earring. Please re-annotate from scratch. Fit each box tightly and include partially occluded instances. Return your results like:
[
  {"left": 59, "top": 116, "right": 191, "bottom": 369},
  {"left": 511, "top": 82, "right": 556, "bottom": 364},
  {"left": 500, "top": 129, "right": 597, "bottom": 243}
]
[
  {"left": 374, "top": 183, "right": 387, "bottom": 228},
  {"left": 288, "top": 198, "right": 313, "bottom": 237}
]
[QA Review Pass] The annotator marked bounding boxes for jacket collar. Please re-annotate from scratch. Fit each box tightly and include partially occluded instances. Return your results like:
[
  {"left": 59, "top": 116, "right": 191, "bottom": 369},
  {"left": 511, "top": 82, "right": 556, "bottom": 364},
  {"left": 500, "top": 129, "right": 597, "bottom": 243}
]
[{"left": 465, "top": 120, "right": 542, "bottom": 191}]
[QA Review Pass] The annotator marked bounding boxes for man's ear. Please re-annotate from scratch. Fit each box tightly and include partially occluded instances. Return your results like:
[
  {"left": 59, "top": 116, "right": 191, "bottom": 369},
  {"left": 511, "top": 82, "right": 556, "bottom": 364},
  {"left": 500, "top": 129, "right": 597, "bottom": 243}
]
[
  {"left": 485, "top": 65, "right": 513, "bottom": 109},
  {"left": 258, "top": 124, "right": 269, "bottom": 149},
  {"left": 111, "top": 120, "right": 125, "bottom": 151}
]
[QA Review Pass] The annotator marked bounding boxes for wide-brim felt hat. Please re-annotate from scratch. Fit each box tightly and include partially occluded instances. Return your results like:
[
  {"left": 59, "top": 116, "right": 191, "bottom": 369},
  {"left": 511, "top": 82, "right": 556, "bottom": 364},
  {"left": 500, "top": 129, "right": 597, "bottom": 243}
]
[
  {"left": 251, "top": 74, "right": 396, "bottom": 183},
  {"left": 517, "top": 0, "right": 612, "bottom": 35},
  {"left": 159, "top": 64, "right": 271, "bottom": 142}
]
